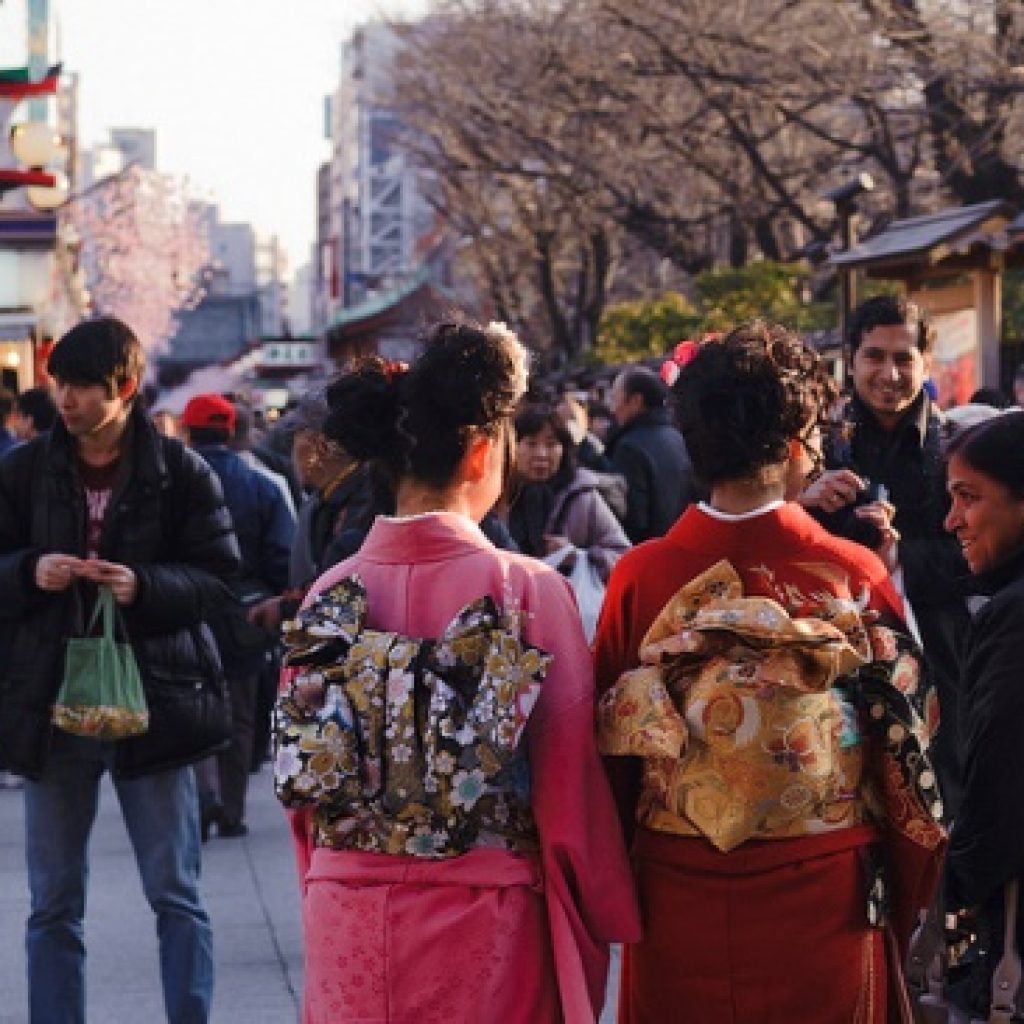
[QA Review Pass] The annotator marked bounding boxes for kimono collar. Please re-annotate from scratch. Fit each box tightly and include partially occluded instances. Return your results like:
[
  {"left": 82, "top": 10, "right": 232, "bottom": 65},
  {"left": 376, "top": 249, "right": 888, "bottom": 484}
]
[{"left": 358, "top": 510, "right": 496, "bottom": 563}]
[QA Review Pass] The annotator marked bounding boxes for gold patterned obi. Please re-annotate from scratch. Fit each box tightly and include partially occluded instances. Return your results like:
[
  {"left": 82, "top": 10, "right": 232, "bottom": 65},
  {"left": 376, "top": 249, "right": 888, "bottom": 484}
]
[
  {"left": 598, "top": 560, "right": 876, "bottom": 852},
  {"left": 273, "top": 576, "right": 551, "bottom": 858}
]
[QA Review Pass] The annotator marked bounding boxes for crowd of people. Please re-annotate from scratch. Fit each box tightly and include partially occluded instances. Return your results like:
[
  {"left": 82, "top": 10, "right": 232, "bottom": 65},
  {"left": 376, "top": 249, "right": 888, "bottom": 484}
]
[{"left": 0, "top": 298, "right": 1023, "bottom": 1022}]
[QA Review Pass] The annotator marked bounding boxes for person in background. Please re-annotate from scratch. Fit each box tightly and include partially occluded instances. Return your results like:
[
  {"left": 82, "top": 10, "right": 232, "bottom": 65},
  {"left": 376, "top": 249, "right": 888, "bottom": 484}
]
[
  {"left": 11, "top": 387, "right": 57, "bottom": 442},
  {"left": 231, "top": 399, "right": 302, "bottom": 514},
  {"left": 0, "top": 386, "right": 17, "bottom": 456},
  {"left": 231, "top": 399, "right": 297, "bottom": 518},
  {"left": 274, "top": 321, "right": 639, "bottom": 1022},
  {"left": 557, "top": 392, "right": 612, "bottom": 474},
  {"left": 800, "top": 294, "right": 971, "bottom": 815},
  {"left": 595, "top": 322, "right": 943, "bottom": 1022},
  {"left": 942, "top": 411, "right": 1024, "bottom": 1019},
  {"left": 0, "top": 386, "right": 58, "bottom": 788},
  {"left": 588, "top": 401, "right": 616, "bottom": 446},
  {"left": 0, "top": 317, "right": 240, "bottom": 1024},
  {"left": 509, "top": 403, "right": 629, "bottom": 583},
  {"left": 605, "top": 366, "right": 700, "bottom": 543},
  {"left": 247, "top": 392, "right": 374, "bottom": 637},
  {"left": 180, "top": 393, "right": 295, "bottom": 839},
  {"left": 229, "top": 398, "right": 299, "bottom": 770}
]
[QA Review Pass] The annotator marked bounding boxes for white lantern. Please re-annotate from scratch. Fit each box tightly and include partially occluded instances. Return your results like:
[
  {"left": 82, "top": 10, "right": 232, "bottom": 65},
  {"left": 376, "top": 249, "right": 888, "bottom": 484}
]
[
  {"left": 26, "top": 171, "right": 69, "bottom": 212},
  {"left": 9, "top": 122, "right": 62, "bottom": 168}
]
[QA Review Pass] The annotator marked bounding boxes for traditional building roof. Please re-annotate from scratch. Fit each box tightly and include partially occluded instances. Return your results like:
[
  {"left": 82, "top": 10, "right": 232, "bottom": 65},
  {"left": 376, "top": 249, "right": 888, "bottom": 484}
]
[{"left": 831, "top": 200, "right": 1019, "bottom": 277}]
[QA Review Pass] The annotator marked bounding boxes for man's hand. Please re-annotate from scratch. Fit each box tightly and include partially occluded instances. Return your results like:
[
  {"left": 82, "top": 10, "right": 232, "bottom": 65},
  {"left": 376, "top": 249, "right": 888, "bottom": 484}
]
[
  {"left": 799, "top": 469, "right": 865, "bottom": 514},
  {"left": 77, "top": 558, "right": 138, "bottom": 605},
  {"left": 854, "top": 500, "right": 901, "bottom": 572},
  {"left": 35, "top": 553, "right": 85, "bottom": 593}
]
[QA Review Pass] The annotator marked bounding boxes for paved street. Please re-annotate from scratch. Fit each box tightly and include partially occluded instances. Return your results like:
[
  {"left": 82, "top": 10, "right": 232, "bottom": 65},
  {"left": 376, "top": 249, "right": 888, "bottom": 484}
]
[
  {"left": 0, "top": 764, "right": 620, "bottom": 1023},
  {"left": 0, "top": 765, "right": 303, "bottom": 1024}
]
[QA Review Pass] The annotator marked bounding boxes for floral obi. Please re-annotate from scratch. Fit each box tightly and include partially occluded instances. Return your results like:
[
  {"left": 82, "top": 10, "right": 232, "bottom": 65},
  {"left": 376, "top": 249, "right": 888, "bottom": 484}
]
[
  {"left": 273, "top": 576, "right": 552, "bottom": 859},
  {"left": 600, "top": 560, "right": 891, "bottom": 852}
]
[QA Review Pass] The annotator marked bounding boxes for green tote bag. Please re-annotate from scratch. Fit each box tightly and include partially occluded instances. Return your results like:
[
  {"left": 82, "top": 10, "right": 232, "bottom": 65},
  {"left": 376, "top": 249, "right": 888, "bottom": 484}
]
[{"left": 52, "top": 585, "right": 149, "bottom": 740}]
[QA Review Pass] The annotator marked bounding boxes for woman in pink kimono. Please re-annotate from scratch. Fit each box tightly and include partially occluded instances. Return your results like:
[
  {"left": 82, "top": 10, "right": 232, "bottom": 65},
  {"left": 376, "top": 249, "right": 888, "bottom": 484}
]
[{"left": 273, "top": 320, "right": 640, "bottom": 1024}]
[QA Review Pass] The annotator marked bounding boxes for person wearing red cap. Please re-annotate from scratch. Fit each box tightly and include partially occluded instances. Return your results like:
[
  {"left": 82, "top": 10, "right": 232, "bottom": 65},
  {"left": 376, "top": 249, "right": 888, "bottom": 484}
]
[{"left": 181, "top": 393, "right": 295, "bottom": 839}]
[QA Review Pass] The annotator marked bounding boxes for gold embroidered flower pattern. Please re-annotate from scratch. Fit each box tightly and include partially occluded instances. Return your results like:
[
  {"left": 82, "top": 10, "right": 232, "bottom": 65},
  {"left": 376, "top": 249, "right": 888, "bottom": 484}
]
[{"left": 273, "top": 576, "right": 552, "bottom": 858}]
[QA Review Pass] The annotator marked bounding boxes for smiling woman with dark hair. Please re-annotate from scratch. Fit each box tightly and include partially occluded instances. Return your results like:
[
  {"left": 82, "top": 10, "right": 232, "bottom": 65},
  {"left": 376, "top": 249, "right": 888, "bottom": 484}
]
[
  {"left": 942, "top": 410, "right": 1024, "bottom": 1019},
  {"left": 594, "top": 322, "right": 945, "bottom": 1022}
]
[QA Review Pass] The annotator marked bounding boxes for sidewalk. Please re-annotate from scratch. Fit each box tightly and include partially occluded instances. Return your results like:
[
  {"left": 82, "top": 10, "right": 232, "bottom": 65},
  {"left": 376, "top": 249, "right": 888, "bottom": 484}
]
[
  {"left": 0, "top": 765, "right": 303, "bottom": 1024},
  {"left": 0, "top": 766, "right": 620, "bottom": 1023}
]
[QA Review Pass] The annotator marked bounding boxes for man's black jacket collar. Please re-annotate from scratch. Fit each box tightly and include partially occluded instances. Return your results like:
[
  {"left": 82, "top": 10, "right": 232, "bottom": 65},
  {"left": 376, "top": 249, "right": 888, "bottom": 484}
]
[{"left": 849, "top": 388, "right": 933, "bottom": 452}]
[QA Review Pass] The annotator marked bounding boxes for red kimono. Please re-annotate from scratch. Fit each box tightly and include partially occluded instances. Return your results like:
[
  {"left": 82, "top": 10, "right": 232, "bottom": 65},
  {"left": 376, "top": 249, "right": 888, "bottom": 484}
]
[
  {"left": 279, "top": 511, "right": 640, "bottom": 1023},
  {"left": 594, "top": 501, "right": 945, "bottom": 1024}
]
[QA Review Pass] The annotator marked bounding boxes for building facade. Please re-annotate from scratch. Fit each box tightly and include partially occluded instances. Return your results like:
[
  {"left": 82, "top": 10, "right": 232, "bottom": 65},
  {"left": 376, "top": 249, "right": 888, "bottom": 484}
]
[{"left": 316, "top": 21, "right": 434, "bottom": 330}]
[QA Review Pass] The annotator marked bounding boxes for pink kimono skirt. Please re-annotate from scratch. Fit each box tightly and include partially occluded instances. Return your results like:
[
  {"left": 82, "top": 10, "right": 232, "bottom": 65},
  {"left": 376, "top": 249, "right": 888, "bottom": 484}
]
[{"left": 302, "top": 846, "right": 561, "bottom": 1024}]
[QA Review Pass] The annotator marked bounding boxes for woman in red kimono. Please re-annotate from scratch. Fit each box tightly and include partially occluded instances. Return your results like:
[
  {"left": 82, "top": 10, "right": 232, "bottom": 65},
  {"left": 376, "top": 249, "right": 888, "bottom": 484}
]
[
  {"left": 594, "top": 323, "right": 945, "bottom": 1023},
  {"left": 273, "top": 320, "right": 640, "bottom": 1024}
]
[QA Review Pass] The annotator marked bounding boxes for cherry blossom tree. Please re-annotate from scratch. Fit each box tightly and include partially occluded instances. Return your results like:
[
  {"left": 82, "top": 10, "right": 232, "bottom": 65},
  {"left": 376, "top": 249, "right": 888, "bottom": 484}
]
[{"left": 60, "top": 165, "right": 210, "bottom": 358}]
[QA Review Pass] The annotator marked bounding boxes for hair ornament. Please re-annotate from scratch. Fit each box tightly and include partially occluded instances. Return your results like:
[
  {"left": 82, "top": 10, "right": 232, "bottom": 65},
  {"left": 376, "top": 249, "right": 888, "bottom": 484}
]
[
  {"left": 382, "top": 359, "right": 409, "bottom": 383},
  {"left": 484, "top": 321, "right": 530, "bottom": 402},
  {"left": 660, "top": 332, "right": 724, "bottom": 387}
]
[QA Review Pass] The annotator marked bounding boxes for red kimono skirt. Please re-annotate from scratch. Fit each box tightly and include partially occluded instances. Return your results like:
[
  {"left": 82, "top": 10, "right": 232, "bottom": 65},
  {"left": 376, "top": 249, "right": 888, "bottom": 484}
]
[{"left": 620, "top": 825, "right": 894, "bottom": 1024}]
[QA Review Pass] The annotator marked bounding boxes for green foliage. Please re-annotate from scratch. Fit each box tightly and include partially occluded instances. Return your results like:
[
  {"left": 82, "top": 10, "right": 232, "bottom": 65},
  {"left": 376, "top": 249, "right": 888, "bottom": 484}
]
[
  {"left": 595, "top": 291, "right": 702, "bottom": 364},
  {"left": 595, "top": 261, "right": 833, "bottom": 364},
  {"left": 695, "top": 262, "right": 832, "bottom": 331}
]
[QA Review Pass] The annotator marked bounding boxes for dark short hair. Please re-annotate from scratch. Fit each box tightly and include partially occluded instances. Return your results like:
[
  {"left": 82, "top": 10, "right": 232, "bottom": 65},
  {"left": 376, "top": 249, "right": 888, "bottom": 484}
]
[
  {"left": 673, "top": 322, "right": 838, "bottom": 485},
  {"left": 513, "top": 403, "right": 576, "bottom": 491},
  {"left": 946, "top": 410, "right": 1024, "bottom": 499},
  {"left": 15, "top": 387, "right": 57, "bottom": 432},
  {"left": 48, "top": 317, "right": 145, "bottom": 398},
  {"left": 0, "top": 387, "right": 14, "bottom": 420},
  {"left": 848, "top": 295, "right": 935, "bottom": 356},
  {"left": 619, "top": 366, "right": 668, "bottom": 411}
]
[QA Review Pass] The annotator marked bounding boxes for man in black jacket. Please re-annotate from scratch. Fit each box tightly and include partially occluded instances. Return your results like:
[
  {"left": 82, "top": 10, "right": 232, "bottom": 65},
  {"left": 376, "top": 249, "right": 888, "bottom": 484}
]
[
  {"left": 800, "top": 295, "right": 971, "bottom": 816},
  {"left": 606, "top": 366, "right": 700, "bottom": 543},
  {"left": 0, "top": 318, "right": 241, "bottom": 1024}
]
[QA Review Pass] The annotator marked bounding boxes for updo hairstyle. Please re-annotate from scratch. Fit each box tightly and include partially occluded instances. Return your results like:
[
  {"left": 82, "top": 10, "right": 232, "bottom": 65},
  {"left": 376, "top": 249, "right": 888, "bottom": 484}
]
[
  {"left": 672, "top": 322, "right": 837, "bottom": 485},
  {"left": 946, "top": 410, "right": 1024, "bottom": 499},
  {"left": 323, "top": 319, "right": 528, "bottom": 489}
]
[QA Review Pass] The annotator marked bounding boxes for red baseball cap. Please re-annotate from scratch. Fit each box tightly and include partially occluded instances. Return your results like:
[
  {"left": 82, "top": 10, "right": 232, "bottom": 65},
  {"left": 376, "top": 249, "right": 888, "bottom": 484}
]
[{"left": 180, "top": 393, "right": 236, "bottom": 432}]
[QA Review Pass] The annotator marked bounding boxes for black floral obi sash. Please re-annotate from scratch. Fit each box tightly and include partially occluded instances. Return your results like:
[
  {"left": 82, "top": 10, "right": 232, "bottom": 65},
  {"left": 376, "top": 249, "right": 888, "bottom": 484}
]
[{"left": 273, "top": 576, "right": 552, "bottom": 858}]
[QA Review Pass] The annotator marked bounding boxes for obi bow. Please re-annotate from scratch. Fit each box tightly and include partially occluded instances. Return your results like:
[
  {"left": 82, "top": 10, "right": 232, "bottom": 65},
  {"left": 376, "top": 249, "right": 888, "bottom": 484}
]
[{"left": 273, "top": 576, "right": 552, "bottom": 856}]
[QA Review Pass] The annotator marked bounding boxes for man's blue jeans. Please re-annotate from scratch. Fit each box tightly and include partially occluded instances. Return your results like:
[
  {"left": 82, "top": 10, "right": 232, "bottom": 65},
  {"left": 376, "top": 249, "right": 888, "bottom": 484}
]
[{"left": 24, "top": 732, "right": 214, "bottom": 1024}]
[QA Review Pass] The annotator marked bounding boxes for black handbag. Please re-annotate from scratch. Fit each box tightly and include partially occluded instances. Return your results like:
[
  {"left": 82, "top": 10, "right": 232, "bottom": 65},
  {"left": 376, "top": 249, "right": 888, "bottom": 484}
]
[{"left": 115, "top": 622, "right": 232, "bottom": 777}]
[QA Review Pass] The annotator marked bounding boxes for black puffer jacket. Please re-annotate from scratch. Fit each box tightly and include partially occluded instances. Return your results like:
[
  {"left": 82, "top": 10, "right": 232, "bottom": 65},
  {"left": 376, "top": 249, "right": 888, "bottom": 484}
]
[{"left": 0, "top": 407, "right": 241, "bottom": 779}]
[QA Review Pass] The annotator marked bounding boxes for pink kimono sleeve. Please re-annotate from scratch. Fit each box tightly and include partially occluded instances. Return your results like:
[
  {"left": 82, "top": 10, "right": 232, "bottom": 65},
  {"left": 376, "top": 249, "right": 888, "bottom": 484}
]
[{"left": 524, "top": 572, "right": 642, "bottom": 1020}]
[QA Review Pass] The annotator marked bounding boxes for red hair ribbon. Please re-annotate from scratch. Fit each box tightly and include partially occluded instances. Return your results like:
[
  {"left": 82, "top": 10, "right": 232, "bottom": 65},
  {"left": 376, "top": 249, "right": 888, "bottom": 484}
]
[
  {"left": 382, "top": 359, "right": 409, "bottom": 382},
  {"left": 659, "top": 333, "right": 723, "bottom": 386}
]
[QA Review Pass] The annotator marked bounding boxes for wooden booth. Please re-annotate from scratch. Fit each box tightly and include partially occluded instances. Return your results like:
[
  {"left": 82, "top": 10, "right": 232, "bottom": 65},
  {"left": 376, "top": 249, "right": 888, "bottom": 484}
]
[{"left": 831, "top": 200, "right": 1024, "bottom": 407}]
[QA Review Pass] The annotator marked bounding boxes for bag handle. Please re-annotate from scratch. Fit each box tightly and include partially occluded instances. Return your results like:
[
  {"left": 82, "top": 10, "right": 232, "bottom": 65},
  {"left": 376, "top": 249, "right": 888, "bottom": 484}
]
[
  {"left": 990, "top": 878, "right": 1022, "bottom": 1022},
  {"left": 83, "top": 585, "right": 129, "bottom": 644}
]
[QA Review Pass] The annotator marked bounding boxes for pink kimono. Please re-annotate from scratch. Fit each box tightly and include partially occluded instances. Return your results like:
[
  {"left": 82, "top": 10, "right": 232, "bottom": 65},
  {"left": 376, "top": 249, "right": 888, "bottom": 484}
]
[{"left": 279, "top": 511, "right": 640, "bottom": 1024}]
